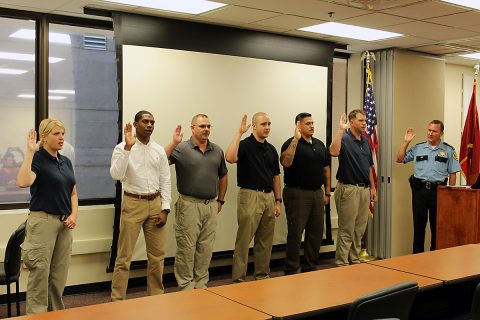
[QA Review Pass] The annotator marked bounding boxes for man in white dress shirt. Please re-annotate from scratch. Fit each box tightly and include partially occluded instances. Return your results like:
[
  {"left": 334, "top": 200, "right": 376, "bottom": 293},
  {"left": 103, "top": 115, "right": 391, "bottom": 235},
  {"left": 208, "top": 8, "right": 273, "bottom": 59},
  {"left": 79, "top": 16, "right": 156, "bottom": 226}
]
[{"left": 110, "top": 110, "right": 171, "bottom": 300}]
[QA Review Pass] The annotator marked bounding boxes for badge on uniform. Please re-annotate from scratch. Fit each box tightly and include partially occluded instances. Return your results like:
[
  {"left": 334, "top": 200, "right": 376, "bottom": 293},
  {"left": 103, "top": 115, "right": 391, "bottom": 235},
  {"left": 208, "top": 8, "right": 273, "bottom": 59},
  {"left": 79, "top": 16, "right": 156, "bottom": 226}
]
[
  {"left": 416, "top": 155, "right": 428, "bottom": 161},
  {"left": 438, "top": 149, "right": 447, "bottom": 157}
]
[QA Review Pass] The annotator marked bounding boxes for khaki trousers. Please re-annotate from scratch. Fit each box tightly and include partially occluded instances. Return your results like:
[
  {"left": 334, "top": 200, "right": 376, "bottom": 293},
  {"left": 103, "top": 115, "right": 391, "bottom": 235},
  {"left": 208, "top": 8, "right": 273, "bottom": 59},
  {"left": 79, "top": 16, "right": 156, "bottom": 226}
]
[
  {"left": 232, "top": 189, "right": 275, "bottom": 282},
  {"left": 111, "top": 196, "right": 166, "bottom": 301},
  {"left": 334, "top": 183, "right": 370, "bottom": 266},
  {"left": 21, "top": 211, "right": 73, "bottom": 315},
  {"left": 174, "top": 195, "right": 217, "bottom": 290}
]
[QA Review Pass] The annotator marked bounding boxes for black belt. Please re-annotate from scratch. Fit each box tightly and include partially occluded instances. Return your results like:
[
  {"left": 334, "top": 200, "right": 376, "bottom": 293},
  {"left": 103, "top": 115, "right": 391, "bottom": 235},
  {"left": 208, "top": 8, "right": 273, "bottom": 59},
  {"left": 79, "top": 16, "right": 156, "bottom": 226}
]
[
  {"left": 340, "top": 182, "right": 369, "bottom": 188},
  {"left": 243, "top": 187, "right": 272, "bottom": 193},
  {"left": 409, "top": 176, "right": 446, "bottom": 190},
  {"left": 124, "top": 191, "right": 161, "bottom": 201},
  {"left": 286, "top": 185, "right": 322, "bottom": 191}
]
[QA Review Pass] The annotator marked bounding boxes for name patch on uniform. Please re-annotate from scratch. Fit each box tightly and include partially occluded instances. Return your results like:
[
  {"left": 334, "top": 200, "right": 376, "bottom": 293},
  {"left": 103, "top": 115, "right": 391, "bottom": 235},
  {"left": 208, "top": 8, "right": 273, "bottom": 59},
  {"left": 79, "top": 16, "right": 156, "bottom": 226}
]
[
  {"left": 416, "top": 155, "right": 428, "bottom": 162},
  {"left": 435, "top": 156, "right": 448, "bottom": 163}
]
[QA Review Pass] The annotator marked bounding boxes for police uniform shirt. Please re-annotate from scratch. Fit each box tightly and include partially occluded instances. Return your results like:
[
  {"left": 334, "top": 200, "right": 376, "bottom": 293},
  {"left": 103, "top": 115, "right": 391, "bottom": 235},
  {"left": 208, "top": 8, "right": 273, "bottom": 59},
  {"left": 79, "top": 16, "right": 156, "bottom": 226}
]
[{"left": 404, "top": 141, "right": 461, "bottom": 183}]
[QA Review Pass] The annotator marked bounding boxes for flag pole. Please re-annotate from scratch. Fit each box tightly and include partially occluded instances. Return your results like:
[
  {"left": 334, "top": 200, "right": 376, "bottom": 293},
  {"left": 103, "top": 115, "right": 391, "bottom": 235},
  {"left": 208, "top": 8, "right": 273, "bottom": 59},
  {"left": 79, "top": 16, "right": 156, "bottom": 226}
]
[{"left": 359, "top": 50, "right": 376, "bottom": 262}]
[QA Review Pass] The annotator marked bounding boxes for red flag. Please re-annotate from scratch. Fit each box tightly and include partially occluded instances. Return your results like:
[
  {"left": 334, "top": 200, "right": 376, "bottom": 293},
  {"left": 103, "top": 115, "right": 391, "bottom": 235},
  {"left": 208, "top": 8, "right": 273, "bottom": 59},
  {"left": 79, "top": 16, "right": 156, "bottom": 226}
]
[{"left": 460, "top": 79, "right": 480, "bottom": 185}]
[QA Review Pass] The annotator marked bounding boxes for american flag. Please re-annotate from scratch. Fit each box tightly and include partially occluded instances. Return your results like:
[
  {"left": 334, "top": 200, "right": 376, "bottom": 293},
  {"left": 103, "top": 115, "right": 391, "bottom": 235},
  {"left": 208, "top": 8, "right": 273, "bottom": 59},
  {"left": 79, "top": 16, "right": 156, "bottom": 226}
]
[{"left": 363, "top": 65, "right": 378, "bottom": 214}]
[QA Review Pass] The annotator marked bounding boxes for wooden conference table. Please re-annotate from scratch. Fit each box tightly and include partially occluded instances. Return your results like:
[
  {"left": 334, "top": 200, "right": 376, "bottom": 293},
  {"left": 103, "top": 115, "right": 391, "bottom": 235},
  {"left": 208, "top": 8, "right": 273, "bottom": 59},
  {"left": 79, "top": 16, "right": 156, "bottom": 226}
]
[
  {"left": 368, "top": 244, "right": 480, "bottom": 283},
  {"left": 206, "top": 263, "right": 441, "bottom": 319},
  {"left": 12, "top": 289, "right": 271, "bottom": 320}
]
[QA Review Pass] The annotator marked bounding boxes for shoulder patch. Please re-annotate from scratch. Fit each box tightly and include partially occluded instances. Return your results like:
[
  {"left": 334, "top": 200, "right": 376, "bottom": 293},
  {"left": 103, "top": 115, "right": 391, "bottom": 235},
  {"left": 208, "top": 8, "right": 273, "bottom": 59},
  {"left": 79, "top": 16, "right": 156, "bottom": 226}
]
[{"left": 453, "top": 152, "right": 459, "bottom": 161}]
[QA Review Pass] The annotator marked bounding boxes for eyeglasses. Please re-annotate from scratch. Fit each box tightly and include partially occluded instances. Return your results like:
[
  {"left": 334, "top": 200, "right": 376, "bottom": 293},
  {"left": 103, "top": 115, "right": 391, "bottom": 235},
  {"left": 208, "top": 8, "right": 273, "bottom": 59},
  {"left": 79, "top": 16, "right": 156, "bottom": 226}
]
[{"left": 194, "top": 124, "right": 212, "bottom": 129}]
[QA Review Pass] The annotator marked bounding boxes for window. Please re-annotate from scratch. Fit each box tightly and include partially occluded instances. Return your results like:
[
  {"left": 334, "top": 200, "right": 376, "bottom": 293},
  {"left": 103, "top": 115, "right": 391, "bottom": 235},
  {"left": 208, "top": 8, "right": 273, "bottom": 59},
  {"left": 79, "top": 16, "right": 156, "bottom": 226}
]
[
  {"left": 49, "top": 24, "right": 118, "bottom": 200},
  {"left": 0, "top": 17, "right": 35, "bottom": 204}
]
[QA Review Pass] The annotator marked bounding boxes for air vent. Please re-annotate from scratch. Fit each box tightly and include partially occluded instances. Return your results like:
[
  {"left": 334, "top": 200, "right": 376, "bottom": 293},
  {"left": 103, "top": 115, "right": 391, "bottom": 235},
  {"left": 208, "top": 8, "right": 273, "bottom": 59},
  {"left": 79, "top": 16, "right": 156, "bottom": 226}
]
[{"left": 83, "top": 35, "right": 107, "bottom": 51}]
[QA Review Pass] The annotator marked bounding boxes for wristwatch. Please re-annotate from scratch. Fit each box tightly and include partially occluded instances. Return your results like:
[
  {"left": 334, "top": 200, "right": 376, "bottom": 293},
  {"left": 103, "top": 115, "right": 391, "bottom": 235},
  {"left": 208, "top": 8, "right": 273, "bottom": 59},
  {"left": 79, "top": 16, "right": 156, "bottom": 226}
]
[
  {"left": 217, "top": 199, "right": 225, "bottom": 205},
  {"left": 275, "top": 198, "right": 282, "bottom": 203}
]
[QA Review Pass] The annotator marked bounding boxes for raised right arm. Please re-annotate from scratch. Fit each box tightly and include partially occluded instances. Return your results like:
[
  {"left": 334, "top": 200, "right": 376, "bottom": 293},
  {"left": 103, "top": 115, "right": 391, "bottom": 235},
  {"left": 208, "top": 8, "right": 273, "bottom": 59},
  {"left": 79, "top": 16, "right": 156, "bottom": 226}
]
[
  {"left": 225, "top": 115, "right": 250, "bottom": 164},
  {"left": 17, "top": 129, "right": 39, "bottom": 188}
]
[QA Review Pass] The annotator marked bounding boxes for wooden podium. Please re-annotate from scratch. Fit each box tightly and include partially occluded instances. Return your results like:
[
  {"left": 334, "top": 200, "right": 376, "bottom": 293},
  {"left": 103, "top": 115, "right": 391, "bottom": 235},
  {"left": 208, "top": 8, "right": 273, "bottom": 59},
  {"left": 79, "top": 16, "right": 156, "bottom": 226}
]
[{"left": 436, "top": 186, "right": 480, "bottom": 249}]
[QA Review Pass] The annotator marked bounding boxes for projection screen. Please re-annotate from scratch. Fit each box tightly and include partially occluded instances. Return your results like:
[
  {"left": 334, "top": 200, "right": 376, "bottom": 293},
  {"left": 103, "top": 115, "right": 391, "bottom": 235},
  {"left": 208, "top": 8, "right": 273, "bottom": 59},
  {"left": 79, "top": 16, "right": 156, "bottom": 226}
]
[{"left": 122, "top": 44, "right": 328, "bottom": 260}]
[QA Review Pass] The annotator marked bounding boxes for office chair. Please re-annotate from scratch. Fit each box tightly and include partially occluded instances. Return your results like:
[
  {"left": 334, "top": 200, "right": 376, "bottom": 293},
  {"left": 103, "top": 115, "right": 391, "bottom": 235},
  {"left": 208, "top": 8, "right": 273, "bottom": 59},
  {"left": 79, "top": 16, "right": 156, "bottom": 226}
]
[
  {"left": 0, "top": 222, "right": 26, "bottom": 317},
  {"left": 470, "top": 282, "right": 480, "bottom": 320},
  {"left": 347, "top": 281, "right": 418, "bottom": 320}
]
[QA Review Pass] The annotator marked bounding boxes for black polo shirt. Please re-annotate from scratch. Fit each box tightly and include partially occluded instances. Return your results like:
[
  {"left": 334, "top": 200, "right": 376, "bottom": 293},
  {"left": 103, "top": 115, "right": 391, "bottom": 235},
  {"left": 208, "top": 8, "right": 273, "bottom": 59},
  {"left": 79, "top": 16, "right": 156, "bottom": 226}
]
[
  {"left": 281, "top": 137, "right": 330, "bottom": 189},
  {"left": 336, "top": 130, "right": 373, "bottom": 185},
  {"left": 30, "top": 148, "right": 76, "bottom": 215},
  {"left": 237, "top": 134, "right": 280, "bottom": 189}
]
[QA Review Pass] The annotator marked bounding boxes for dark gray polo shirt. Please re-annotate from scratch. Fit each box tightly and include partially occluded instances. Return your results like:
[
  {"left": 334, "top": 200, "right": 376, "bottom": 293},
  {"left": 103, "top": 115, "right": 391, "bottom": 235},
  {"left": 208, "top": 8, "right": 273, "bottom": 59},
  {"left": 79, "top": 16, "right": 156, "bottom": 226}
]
[
  {"left": 336, "top": 129, "right": 373, "bottom": 185},
  {"left": 170, "top": 137, "right": 228, "bottom": 199}
]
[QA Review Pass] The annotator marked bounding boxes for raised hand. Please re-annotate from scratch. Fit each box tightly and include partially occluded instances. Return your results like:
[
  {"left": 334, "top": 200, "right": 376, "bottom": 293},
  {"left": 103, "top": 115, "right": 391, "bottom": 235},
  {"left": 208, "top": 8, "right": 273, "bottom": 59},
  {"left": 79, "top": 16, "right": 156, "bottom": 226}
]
[
  {"left": 27, "top": 129, "right": 40, "bottom": 152},
  {"left": 339, "top": 113, "right": 348, "bottom": 130},
  {"left": 172, "top": 125, "right": 183, "bottom": 144},
  {"left": 294, "top": 121, "right": 301, "bottom": 141},
  {"left": 239, "top": 114, "right": 251, "bottom": 134},
  {"left": 124, "top": 122, "right": 136, "bottom": 148},
  {"left": 404, "top": 128, "right": 415, "bottom": 143}
]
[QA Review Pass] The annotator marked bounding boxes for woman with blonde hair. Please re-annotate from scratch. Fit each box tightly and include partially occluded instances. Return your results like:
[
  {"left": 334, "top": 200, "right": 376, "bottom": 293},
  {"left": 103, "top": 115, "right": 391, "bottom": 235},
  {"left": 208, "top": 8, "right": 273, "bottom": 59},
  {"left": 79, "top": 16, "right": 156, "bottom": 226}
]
[{"left": 17, "top": 118, "right": 77, "bottom": 314}]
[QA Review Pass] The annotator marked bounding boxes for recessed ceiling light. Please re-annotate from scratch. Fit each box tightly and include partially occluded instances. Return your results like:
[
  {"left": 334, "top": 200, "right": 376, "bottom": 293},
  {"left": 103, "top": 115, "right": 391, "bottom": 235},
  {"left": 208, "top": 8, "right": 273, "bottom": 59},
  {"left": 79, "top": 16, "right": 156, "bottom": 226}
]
[
  {"left": 460, "top": 53, "right": 480, "bottom": 60},
  {"left": 0, "top": 51, "right": 64, "bottom": 63},
  {"left": 49, "top": 89, "right": 75, "bottom": 95},
  {"left": 101, "top": 0, "right": 227, "bottom": 14},
  {"left": 0, "top": 68, "right": 28, "bottom": 75},
  {"left": 299, "top": 22, "right": 403, "bottom": 41},
  {"left": 18, "top": 94, "right": 67, "bottom": 100},
  {"left": 10, "top": 29, "right": 71, "bottom": 44},
  {"left": 441, "top": 0, "right": 480, "bottom": 10}
]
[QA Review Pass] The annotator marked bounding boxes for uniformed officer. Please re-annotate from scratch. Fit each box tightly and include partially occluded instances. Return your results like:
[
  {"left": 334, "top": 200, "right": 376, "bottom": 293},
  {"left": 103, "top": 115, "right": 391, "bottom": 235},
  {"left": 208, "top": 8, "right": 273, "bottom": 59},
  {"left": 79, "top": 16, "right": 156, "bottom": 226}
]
[{"left": 396, "top": 120, "right": 461, "bottom": 253}]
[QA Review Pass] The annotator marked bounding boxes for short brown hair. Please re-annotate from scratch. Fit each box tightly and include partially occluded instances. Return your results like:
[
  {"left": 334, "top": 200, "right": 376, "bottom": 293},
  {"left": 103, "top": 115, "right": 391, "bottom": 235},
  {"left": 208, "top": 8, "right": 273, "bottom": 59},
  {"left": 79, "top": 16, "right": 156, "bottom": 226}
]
[{"left": 348, "top": 109, "right": 365, "bottom": 121}]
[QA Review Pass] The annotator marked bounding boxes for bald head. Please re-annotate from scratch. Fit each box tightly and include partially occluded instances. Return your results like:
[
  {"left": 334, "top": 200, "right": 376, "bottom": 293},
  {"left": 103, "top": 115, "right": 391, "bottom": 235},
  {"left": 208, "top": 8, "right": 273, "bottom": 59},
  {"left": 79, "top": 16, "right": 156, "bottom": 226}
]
[{"left": 251, "top": 112, "right": 271, "bottom": 141}]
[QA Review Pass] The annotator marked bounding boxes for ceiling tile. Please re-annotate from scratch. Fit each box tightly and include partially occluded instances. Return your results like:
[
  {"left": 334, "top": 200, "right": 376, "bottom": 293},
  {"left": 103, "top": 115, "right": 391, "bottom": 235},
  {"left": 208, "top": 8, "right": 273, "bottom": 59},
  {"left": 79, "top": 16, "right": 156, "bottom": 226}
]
[
  {"left": 326, "top": 0, "right": 424, "bottom": 10},
  {"left": 382, "top": 21, "right": 450, "bottom": 35},
  {"left": 338, "top": 12, "right": 414, "bottom": 28},
  {"left": 381, "top": 1, "right": 468, "bottom": 20},
  {"left": 448, "top": 37, "right": 480, "bottom": 47},
  {"left": 417, "top": 27, "right": 479, "bottom": 41},
  {"left": 374, "top": 35, "right": 435, "bottom": 48},
  {"left": 200, "top": 5, "right": 279, "bottom": 24},
  {"left": 252, "top": 14, "right": 322, "bottom": 30},
  {"left": 0, "top": 0, "right": 71, "bottom": 11},
  {"left": 426, "top": 11, "right": 480, "bottom": 27},
  {"left": 226, "top": 0, "right": 369, "bottom": 20},
  {"left": 460, "top": 24, "right": 480, "bottom": 33}
]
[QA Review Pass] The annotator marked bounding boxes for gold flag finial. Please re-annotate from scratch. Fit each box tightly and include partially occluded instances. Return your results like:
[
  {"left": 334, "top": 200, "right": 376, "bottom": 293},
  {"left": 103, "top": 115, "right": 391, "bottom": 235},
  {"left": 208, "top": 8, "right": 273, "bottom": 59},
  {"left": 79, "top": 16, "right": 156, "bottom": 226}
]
[
  {"left": 475, "top": 64, "right": 479, "bottom": 80},
  {"left": 361, "top": 51, "right": 376, "bottom": 67}
]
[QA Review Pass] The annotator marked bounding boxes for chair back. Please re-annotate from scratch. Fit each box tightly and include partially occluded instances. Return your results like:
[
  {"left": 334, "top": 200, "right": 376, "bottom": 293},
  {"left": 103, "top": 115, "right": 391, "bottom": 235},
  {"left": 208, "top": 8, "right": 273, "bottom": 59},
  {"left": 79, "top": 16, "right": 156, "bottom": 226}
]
[
  {"left": 347, "top": 281, "right": 418, "bottom": 320},
  {"left": 4, "top": 222, "right": 26, "bottom": 281},
  {"left": 471, "top": 282, "right": 480, "bottom": 319}
]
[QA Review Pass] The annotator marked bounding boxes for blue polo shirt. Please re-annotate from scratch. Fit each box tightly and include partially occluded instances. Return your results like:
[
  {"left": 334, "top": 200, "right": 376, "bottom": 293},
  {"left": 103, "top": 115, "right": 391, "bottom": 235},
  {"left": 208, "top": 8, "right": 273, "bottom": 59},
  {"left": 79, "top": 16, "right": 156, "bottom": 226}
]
[
  {"left": 404, "top": 141, "right": 461, "bottom": 183},
  {"left": 30, "top": 148, "right": 76, "bottom": 215},
  {"left": 336, "top": 130, "right": 373, "bottom": 185}
]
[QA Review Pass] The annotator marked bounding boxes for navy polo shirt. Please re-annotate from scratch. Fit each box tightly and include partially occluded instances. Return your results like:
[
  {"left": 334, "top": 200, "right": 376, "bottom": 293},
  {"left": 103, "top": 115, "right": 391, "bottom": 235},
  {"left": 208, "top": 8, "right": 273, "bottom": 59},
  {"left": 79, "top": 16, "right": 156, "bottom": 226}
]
[
  {"left": 237, "top": 134, "right": 280, "bottom": 189},
  {"left": 336, "top": 130, "right": 373, "bottom": 185},
  {"left": 30, "top": 148, "right": 76, "bottom": 215},
  {"left": 281, "top": 136, "right": 330, "bottom": 189}
]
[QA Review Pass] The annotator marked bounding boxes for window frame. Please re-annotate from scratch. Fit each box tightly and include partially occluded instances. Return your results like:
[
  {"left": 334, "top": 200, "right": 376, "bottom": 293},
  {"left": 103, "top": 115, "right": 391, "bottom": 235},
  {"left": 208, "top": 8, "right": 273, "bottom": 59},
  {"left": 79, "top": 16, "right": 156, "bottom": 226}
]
[{"left": 0, "top": 7, "right": 115, "bottom": 210}]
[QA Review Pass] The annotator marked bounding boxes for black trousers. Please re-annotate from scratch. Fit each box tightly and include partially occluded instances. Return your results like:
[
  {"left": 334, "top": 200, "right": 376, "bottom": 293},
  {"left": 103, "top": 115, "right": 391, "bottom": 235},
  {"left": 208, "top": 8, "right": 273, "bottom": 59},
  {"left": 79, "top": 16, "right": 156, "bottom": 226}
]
[
  {"left": 283, "top": 186, "right": 324, "bottom": 274},
  {"left": 411, "top": 185, "right": 438, "bottom": 254}
]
